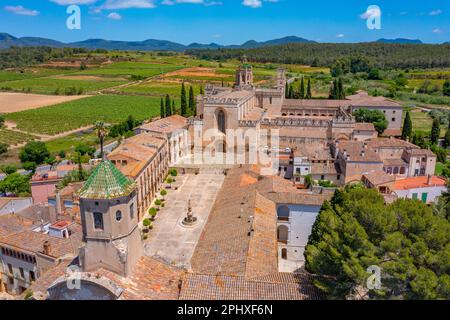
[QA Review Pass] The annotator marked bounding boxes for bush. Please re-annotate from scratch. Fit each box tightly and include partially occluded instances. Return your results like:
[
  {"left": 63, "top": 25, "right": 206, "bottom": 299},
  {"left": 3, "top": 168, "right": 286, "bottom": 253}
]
[
  {"left": 19, "top": 141, "right": 49, "bottom": 165},
  {"left": 143, "top": 218, "right": 151, "bottom": 227},
  {"left": 154, "top": 199, "right": 162, "bottom": 206},
  {"left": 166, "top": 177, "right": 173, "bottom": 184},
  {"left": 148, "top": 207, "right": 157, "bottom": 216},
  {"left": 0, "top": 143, "right": 8, "bottom": 155},
  {"left": 169, "top": 168, "right": 178, "bottom": 177},
  {"left": 160, "top": 189, "right": 167, "bottom": 196}
]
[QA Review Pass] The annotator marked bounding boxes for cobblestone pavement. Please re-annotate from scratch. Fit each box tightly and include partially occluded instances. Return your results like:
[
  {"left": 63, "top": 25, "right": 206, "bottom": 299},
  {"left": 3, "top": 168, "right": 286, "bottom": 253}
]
[{"left": 144, "top": 172, "right": 225, "bottom": 269}]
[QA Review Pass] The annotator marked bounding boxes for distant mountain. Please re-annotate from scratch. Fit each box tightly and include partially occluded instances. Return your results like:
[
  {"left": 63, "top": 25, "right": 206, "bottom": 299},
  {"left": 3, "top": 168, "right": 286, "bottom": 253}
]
[
  {"left": 376, "top": 38, "right": 423, "bottom": 44},
  {"left": 0, "top": 32, "right": 316, "bottom": 51}
]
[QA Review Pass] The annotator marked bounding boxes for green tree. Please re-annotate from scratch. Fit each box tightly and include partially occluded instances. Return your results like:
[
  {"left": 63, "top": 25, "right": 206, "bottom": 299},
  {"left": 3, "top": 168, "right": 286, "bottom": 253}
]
[
  {"left": 0, "top": 143, "right": 8, "bottom": 155},
  {"left": 443, "top": 80, "right": 450, "bottom": 97},
  {"left": 306, "top": 78, "right": 312, "bottom": 99},
  {"left": 338, "top": 78, "right": 345, "bottom": 99},
  {"left": 0, "top": 114, "right": 5, "bottom": 128},
  {"left": 353, "top": 109, "right": 388, "bottom": 134},
  {"left": 443, "top": 125, "right": 450, "bottom": 148},
  {"left": 160, "top": 97, "right": 165, "bottom": 118},
  {"left": 305, "top": 187, "right": 450, "bottom": 300},
  {"left": 299, "top": 77, "right": 305, "bottom": 99},
  {"left": 19, "top": 141, "right": 49, "bottom": 165},
  {"left": 285, "top": 82, "right": 289, "bottom": 99},
  {"left": 165, "top": 94, "right": 172, "bottom": 117},
  {"left": 431, "top": 118, "right": 441, "bottom": 145},
  {"left": 199, "top": 86, "right": 204, "bottom": 95},
  {"left": 181, "top": 82, "right": 187, "bottom": 117},
  {"left": 0, "top": 173, "right": 30, "bottom": 196},
  {"left": 188, "top": 86, "right": 195, "bottom": 115},
  {"left": 172, "top": 100, "right": 176, "bottom": 115},
  {"left": 94, "top": 121, "right": 108, "bottom": 159},
  {"left": 126, "top": 115, "right": 136, "bottom": 131},
  {"left": 401, "top": 111, "right": 413, "bottom": 141}
]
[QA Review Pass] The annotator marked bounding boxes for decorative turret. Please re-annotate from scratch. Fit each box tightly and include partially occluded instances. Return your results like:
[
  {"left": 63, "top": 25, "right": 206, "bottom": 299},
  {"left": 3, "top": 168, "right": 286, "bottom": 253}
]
[
  {"left": 235, "top": 55, "right": 254, "bottom": 89},
  {"left": 78, "top": 160, "right": 142, "bottom": 277}
]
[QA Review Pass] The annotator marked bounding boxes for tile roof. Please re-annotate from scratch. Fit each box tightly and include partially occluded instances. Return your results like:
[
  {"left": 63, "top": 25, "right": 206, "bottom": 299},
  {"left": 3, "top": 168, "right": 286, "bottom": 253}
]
[
  {"left": 282, "top": 99, "right": 350, "bottom": 109},
  {"left": 354, "top": 122, "right": 376, "bottom": 131},
  {"left": 367, "top": 137, "right": 418, "bottom": 149},
  {"left": 0, "top": 214, "right": 34, "bottom": 237},
  {"left": 347, "top": 91, "right": 402, "bottom": 108},
  {"left": 363, "top": 172, "right": 396, "bottom": 186},
  {"left": 0, "top": 228, "right": 80, "bottom": 258},
  {"left": 78, "top": 160, "right": 136, "bottom": 199},
  {"left": 336, "top": 140, "right": 382, "bottom": 163},
  {"left": 405, "top": 148, "right": 436, "bottom": 157},
  {"left": 391, "top": 176, "right": 447, "bottom": 190},
  {"left": 138, "top": 115, "right": 188, "bottom": 135},
  {"left": 179, "top": 272, "right": 323, "bottom": 300}
]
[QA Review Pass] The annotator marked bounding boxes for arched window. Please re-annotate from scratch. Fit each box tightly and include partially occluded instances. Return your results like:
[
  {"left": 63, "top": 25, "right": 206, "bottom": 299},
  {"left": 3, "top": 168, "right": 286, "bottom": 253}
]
[
  {"left": 400, "top": 167, "right": 406, "bottom": 174},
  {"left": 277, "top": 225, "right": 289, "bottom": 243},
  {"left": 393, "top": 167, "right": 399, "bottom": 174},
  {"left": 217, "top": 110, "right": 226, "bottom": 134},
  {"left": 277, "top": 205, "right": 290, "bottom": 221}
]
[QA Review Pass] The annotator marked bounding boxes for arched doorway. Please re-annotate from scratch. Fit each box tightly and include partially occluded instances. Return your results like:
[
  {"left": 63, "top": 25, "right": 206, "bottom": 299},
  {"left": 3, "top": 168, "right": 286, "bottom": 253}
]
[
  {"left": 217, "top": 109, "right": 226, "bottom": 134},
  {"left": 281, "top": 248, "right": 288, "bottom": 260},
  {"left": 277, "top": 225, "right": 288, "bottom": 244}
]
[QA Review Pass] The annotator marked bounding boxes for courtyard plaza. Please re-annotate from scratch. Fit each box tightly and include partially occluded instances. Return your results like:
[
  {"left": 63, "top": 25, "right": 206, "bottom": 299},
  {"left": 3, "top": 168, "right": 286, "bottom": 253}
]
[{"left": 143, "top": 170, "right": 225, "bottom": 269}]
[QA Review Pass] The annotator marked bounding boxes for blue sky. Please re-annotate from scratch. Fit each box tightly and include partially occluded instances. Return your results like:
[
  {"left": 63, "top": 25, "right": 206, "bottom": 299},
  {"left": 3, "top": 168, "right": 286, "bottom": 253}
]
[{"left": 0, "top": 0, "right": 449, "bottom": 44}]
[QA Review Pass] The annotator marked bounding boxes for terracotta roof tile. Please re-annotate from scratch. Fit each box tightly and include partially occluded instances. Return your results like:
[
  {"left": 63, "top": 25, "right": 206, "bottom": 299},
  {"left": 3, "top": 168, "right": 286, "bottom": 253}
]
[{"left": 391, "top": 176, "right": 446, "bottom": 190}]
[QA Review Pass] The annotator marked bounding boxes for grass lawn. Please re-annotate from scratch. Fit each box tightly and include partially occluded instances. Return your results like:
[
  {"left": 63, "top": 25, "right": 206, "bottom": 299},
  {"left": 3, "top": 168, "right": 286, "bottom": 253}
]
[
  {"left": 5, "top": 95, "right": 162, "bottom": 135},
  {"left": 404, "top": 108, "right": 447, "bottom": 137}
]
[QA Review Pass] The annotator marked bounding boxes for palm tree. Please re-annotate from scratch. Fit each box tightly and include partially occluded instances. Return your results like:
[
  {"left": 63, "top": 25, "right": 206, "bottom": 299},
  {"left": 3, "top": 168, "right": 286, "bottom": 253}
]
[{"left": 94, "top": 121, "right": 109, "bottom": 159}]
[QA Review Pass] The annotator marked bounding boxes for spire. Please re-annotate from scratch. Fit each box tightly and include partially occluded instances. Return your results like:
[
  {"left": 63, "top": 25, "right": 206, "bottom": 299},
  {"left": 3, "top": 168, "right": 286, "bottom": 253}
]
[{"left": 78, "top": 160, "right": 135, "bottom": 199}]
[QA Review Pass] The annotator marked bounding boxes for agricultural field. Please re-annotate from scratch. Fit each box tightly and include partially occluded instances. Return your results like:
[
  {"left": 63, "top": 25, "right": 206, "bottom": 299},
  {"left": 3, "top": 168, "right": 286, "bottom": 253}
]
[
  {"left": 75, "top": 61, "right": 184, "bottom": 78},
  {"left": 0, "top": 92, "right": 88, "bottom": 113},
  {"left": 403, "top": 108, "right": 447, "bottom": 137},
  {"left": 0, "top": 68, "right": 77, "bottom": 82},
  {"left": 0, "top": 77, "right": 126, "bottom": 95},
  {"left": 0, "top": 129, "right": 38, "bottom": 146},
  {"left": 119, "top": 80, "right": 202, "bottom": 97},
  {"left": 45, "top": 130, "right": 106, "bottom": 154},
  {"left": 5, "top": 95, "right": 162, "bottom": 135}
]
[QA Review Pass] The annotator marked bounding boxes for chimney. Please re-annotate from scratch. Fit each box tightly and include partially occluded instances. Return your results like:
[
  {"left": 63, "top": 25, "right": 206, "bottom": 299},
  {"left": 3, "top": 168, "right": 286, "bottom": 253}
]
[
  {"left": 363, "top": 142, "right": 368, "bottom": 149},
  {"left": 361, "top": 150, "right": 365, "bottom": 157},
  {"left": 55, "top": 192, "right": 62, "bottom": 220},
  {"left": 427, "top": 175, "right": 433, "bottom": 186},
  {"left": 43, "top": 241, "right": 51, "bottom": 256}
]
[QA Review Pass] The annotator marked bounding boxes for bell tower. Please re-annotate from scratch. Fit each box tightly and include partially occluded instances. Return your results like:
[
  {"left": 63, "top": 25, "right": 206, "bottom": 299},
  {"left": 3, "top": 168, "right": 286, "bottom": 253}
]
[
  {"left": 235, "top": 55, "right": 253, "bottom": 89},
  {"left": 78, "top": 160, "right": 142, "bottom": 277}
]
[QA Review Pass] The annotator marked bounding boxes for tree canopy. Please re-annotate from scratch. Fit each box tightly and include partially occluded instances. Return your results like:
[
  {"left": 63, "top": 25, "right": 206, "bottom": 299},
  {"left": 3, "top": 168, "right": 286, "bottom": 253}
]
[
  {"left": 305, "top": 186, "right": 450, "bottom": 300},
  {"left": 353, "top": 109, "right": 388, "bottom": 134},
  {"left": 19, "top": 141, "right": 50, "bottom": 165}
]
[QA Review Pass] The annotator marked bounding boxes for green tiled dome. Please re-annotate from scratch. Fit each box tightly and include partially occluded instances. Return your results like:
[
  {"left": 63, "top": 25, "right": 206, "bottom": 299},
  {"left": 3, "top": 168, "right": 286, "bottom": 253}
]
[{"left": 78, "top": 160, "right": 135, "bottom": 199}]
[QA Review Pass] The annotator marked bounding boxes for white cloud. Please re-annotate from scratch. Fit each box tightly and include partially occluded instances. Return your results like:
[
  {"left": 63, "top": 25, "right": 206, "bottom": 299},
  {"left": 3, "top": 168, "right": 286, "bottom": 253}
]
[
  {"left": 360, "top": 6, "right": 381, "bottom": 19},
  {"left": 49, "top": 0, "right": 98, "bottom": 5},
  {"left": 4, "top": 5, "right": 39, "bottom": 16},
  {"left": 161, "top": 0, "right": 221, "bottom": 6},
  {"left": 99, "top": 0, "right": 156, "bottom": 10},
  {"left": 432, "top": 28, "right": 443, "bottom": 33},
  {"left": 336, "top": 34, "right": 345, "bottom": 38},
  {"left": 429, "top": 9, "right": 442, "bottom": 16},
  {"left": 107, "top": 12, "right": 122, "bottom": 19},
  {"left": 242, "top": 0, "right": 261, "bottom": 8}
]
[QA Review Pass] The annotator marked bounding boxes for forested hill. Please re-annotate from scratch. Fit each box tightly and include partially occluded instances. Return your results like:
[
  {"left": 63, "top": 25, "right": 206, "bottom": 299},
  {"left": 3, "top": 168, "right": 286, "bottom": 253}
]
[{"left": 187, "top": 42, "right": 450, "bottom": 69}]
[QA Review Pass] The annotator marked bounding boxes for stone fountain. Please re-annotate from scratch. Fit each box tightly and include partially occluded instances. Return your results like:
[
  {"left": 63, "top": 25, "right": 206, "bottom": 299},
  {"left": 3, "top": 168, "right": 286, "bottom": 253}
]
[{"left": 181, "top": 199, "right": 198, "bottom": 227}]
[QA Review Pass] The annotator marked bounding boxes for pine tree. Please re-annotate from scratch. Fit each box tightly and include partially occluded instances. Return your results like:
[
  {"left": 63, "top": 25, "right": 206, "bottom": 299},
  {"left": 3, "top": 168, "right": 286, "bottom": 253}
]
[
  {"left": 299, "top": 77, "right": 305, "bottom": 99},
  {"left": 402, "top": 111, "right": 413, "bottom": 141},
  {"left": 160, "top": 97, "right": 165, "bottom": 118},
  {"left": 188, "top": 86, "right": 195, "bottom": 115},
  {"left": 165, "top": 94, "right": 171, "bottom": 117},
  {"left": 430, "top": 118, "right": 441, "bottom": 145},
  {"left": 306, "top": 78, "right": 312, "bottom": 99},
  {"left": 180, "top": 82, "right": 187, "bottom": 117}
]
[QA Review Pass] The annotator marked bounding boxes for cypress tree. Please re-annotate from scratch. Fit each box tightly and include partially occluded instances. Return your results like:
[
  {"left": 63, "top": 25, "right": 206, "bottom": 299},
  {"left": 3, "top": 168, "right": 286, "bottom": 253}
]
[
  {"left": 165, "top": 94, "right": 171, "bottom": 117},
  {"left": 181, "top": 82, "right": 187, "bottom": 117},
  {"left": 299, "top": 77, "right": 305, "bottom": 99},
  {"left": 338, "top": 78, "right": 345, "bottom": 99},
  {"left": 285, "top": 82, "right": 289, "bottom": 99},
  {"left": 443, "top": 125, "right": 450, "bottom": 148},
  {"left": 172, "top": 100, "right": 176, "bottom": 115},
  {"left": 189, "top": 86, "right": 195, "bottom": 115},
  {"left": 306, "top": 78, "right": 312, "bottom": 99},
  {"left": 200, "top": 86, "right": 204, "bottom": 95},
  {"left": 431, "top": 118, "right": 441, "bottom": 145},
  {"left": 401, "top": 111, "right": 413, "bottom": 141},
  {"left": 288, "top": 84, "right": 294, "bottom": 99},
  {"left": 160, "top": 97, "right": 165, "bottom": 118}
]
